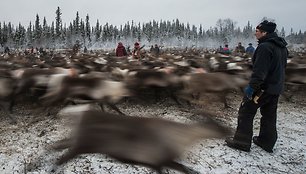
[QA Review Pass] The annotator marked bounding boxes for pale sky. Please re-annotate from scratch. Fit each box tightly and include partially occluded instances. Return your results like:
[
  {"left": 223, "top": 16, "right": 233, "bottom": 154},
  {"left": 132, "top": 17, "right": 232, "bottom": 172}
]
[{"left": 0, "top": 0, "right": 305, "bottom": 34}]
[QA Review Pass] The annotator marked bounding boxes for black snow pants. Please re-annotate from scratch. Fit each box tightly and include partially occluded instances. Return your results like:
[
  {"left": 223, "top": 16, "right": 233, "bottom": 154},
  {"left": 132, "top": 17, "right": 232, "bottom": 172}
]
[{"left": 233, "top": 92, "right": 280, "bottom": 149}]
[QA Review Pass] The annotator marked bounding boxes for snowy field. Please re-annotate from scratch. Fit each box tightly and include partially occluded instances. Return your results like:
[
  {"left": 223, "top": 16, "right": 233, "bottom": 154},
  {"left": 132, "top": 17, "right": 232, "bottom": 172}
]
[{"left": 0, "top": 92, "right": 305, "bottom": 174}]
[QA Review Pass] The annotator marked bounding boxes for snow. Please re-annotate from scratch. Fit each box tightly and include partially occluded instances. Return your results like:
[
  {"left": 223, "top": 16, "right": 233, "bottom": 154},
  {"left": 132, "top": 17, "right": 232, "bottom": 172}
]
[{"left": 0, "top": 93, "right": 305, "bottom": 174}]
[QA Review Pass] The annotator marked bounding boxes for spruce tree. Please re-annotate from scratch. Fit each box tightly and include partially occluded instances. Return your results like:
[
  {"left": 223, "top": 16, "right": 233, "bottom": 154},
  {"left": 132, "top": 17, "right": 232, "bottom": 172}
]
[
  {"left": 55, "top": 7, "right": 62, "bottom": 39},
  {"left": 85, "top": 14, "right": 91, "bottom": 43}
]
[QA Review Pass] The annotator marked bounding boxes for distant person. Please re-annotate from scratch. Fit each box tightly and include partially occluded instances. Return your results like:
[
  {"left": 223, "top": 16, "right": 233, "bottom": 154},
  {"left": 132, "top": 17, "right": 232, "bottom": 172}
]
[
  {"left": 152, "top": 44, "right": 160, "bottom": 56},
  {"left": 116, "top": 42, "right": 127, "bottom": 57},
  {"left": 4, "top": 46, "right": 10, "bottom": 54},
  {"left": 39, "top": 47, "right": 47, "bottom": 56},
  {"left": 84, "top": 46, "right": 88, "bottom": 53},
  {"left": 221, "top": 44, "right": 231, "bottom": 55},
  {"left": 150, "top": 45, "right": 154, "bottom": 53},
  {"left": 39, "top": 47, "right": 44, "bottom": 54},
  {"left": 246, "top": 43, "right": 255, "bottom": 56},
  {"left": 132, "top": 42, "right": 145, "bottom": 59},
  {"left": 225, "top": 20, "right": 288, "bottom": 153},
  {"left": 235, "top": 42, "right": 246, "bottom": 54}
]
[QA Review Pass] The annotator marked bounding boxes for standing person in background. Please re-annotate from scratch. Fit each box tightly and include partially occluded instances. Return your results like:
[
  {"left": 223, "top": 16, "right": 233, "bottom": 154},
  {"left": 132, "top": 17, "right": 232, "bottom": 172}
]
[
  {"left": 116, "top": 42, "right": 127, "bottom": 57},
  {"left": 4, "top": 46, "right": 10, "bottom": 55},
  {"left": 235, "top": 42, "right": 246, "bottom": 54},
  {"left": 150, "top": 45, "right": 154, "bottom": 53},
  {"left": 132, "top": 42, "right": 145, "bottom": 59},
  {"left": 246, "top": 43, "right": 255, "bottom": 56},
  {"left": 225, "top": 20, "right": 288, "bottom": 153},
  {"left": 152, "top": 44, "right": 160, "bottom": 57},
  {"left": 84, "top": 46, "right": 88, "bottom": 53},
  {"left": 222, "top": 44, "right": 231, "bottom": 55},
  {"left": 219, "top": 45, "right": 223, "bottom": 52}
]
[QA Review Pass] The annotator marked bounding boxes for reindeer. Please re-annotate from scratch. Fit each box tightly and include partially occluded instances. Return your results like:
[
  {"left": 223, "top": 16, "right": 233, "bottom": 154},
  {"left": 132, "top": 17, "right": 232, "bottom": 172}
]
[
  {"left": 181, "top": 72, "right": 249, "bottom": 108},
  {"left": 285, "top": 67, "right": 306, "bottom": 84},
  {"left": 283, "top": 67, "right": 306, "bottom": 101},
  {"left": 49, "top": 108, "right": 231, "bottom": 174},
  {"left": 12, "top": 67, "right": 78, "bottom": 97},
  {"left": 124, "top": 68, "right": 185, "bottom": 105},
  {"left": 0, "top": 70, "right": 17, "bottom": 123},
  {"left": 41, "top": 75, "right": 130, "bottom": 115}
]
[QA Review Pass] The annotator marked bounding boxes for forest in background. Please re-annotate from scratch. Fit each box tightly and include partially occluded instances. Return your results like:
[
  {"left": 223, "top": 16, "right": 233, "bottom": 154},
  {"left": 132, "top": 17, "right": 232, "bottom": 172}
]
[{"left": 1, "top": 7, "right": 305, "bottom": 50}]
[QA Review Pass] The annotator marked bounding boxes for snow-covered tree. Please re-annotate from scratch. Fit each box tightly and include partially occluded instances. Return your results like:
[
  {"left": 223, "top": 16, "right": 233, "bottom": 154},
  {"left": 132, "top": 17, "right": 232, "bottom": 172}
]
[
  {"left": 85, "top": 14, "right": 91, "bottom": 43},
  {"left": 1, "top": 7, "right": 304, "bottom": 49},
  {"left": 55, "top": 7, "right": 62, "bottom": 40}
]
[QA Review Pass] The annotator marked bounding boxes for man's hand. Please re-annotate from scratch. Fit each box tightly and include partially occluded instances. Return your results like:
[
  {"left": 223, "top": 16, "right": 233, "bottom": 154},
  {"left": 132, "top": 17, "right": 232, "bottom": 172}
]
[{"left": 244, "top": 85, "right": 254, "bottom": 100}]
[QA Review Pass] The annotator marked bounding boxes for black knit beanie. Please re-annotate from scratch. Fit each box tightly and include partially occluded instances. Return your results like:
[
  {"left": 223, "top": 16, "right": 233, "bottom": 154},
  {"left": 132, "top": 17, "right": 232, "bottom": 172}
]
[{"left": 256, "top": 20, "right": 276, "bottom": 33}]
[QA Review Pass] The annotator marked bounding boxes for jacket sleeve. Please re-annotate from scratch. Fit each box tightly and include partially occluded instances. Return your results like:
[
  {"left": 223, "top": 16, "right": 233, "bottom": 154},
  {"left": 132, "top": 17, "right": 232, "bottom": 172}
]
[{"left": 249, "top": 43, "right": 273, "bottom": 91}]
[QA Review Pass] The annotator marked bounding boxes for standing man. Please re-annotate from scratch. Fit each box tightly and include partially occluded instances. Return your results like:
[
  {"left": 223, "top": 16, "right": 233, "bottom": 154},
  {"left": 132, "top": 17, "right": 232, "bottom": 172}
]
[
  {"left": 234, "top": 42, "right": 246, "bottom": 54},
  {"left": 246, "top": 43, "right": 255, "bottom": 56},
  {"left": 132, "top": 42, "right": 145, "bottom": 59},
  {"left": 225, "top": 20, "right": 288, "bottom": 153},
  {"left": 153, "top": 44, "right": 160, "bottom": 57}
]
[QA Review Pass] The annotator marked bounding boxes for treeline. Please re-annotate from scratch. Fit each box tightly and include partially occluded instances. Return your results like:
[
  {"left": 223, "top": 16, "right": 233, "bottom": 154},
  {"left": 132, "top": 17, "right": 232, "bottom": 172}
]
[{"left": 1, "top": 7, "right": 305, "bottom": 49}]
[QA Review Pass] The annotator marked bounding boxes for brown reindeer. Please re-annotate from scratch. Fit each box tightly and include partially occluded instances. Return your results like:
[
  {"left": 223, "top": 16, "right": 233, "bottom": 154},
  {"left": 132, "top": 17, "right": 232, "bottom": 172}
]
[
  {"left": 282, "top": 67, "right": 306, "bottom": 101},
  {"left": 124, "top": 68, "right": 185, "bottom": 105},
  {"left": 12, "top": 67, "right": 78, "bottom": 96},
  {"left": 0, "top": 70, "right": 17, "bottom": 123},
  {"left": 51, "top": 109, "right": 231, "bottom": 174},
  {"left": 181, "top": 72, "right": 249, "bottom": 108},
  {"left": 41, "top": 75, "right": 130, "bottom": 115}
]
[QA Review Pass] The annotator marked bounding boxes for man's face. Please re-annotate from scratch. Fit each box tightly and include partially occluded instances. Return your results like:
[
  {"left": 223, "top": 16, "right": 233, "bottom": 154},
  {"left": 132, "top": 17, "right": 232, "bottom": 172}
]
[{"left": 255, "top": 29, "right": 267, "bottom": 40}]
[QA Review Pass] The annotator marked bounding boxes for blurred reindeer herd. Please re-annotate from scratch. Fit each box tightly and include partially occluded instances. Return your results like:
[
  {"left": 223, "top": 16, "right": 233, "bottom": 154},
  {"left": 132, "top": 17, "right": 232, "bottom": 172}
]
[
  {"left": 1, "top": 46, "right": 306, "bottom": 124},
  {"left": 1, "top": 46, "right": 306, "bottom": 173}
]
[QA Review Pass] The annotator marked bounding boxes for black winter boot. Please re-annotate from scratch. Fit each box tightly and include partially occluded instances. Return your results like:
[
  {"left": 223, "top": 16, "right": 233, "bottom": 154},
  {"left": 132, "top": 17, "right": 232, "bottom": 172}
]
[
  {"left": 253, "top": 136, "right": 273, "bottom": 153},
  {"left": 225, "top": 137, "right": 251, "bottom": 152}
]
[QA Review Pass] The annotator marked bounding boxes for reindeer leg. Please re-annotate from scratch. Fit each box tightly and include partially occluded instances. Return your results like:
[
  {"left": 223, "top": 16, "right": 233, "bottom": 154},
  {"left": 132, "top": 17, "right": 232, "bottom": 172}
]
[
  {"left": 51, "top": 138, "right": 73, "bottom": 150},
  {"left": 98, "top": 102, "right": 105, "bottom": 112},
  {"left": 56, "top": 149, "right": 78, "bottom": 166},
  {"left": 152, "top": 167, "right": 163, "bottom": 174},
  {"left": 282, "top": 84, "right": 296, "bottom": 102},
  {"left": 170, "top": 92, "right": 183, "bottom": 106},
  {"left": 14, "top": 79, "right": 34, "bottom": 96},
  {"left": 64, "top": 98, "right": 77, "bottom": 106},
  {"left": 192, "top": 92, "right": 201, "bottom": 100},
  {"left": 153, "top": 87, "right": 161, "bottom": 103},
  {"left": 221, "top": 91, "right": 231, "bottom": 109},
  {"left": 55, "top": 140, "right": 79, "bottom": 166},
  {"left": 171, "top": 91, "right": 192, "bottom": 107},
  {"left": 0, "top": 100, "right": 17, "bottom": 124},
  {"left": 165, "top": 87, "right": 183, "bottom": 106},
  {"left": 281, "top": 91, "right": 293, "bottom": 102},
  {"left": 8, "top": 99, "right": 15, "bottom": 113},
  {"left": 7, "top": 113, "right": 17, "bottom": 124},
  {"left": 165, "top": 161, "right": 200, "bottom": 174},
  {"left": 106, "top": 102, "right": 125, "bottom": 115}
]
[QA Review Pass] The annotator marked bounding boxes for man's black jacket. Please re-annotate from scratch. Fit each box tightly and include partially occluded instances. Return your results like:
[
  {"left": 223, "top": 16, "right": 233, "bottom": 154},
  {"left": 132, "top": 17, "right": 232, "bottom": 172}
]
[{"left": 249, "top": 32, "right": 288, "bottom": 95}]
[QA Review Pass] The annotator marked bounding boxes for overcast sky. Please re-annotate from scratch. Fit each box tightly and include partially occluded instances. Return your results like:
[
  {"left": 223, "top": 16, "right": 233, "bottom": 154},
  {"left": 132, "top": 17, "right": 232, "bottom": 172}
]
[{"left": 0, "top": 0, "right": 305, "bottom": 34}]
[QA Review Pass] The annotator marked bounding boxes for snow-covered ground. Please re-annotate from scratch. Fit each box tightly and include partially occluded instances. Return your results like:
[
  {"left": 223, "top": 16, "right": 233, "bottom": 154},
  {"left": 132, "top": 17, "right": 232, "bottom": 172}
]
[{"left": 0, "top": 92, "right": 305, "bottom": 174}]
